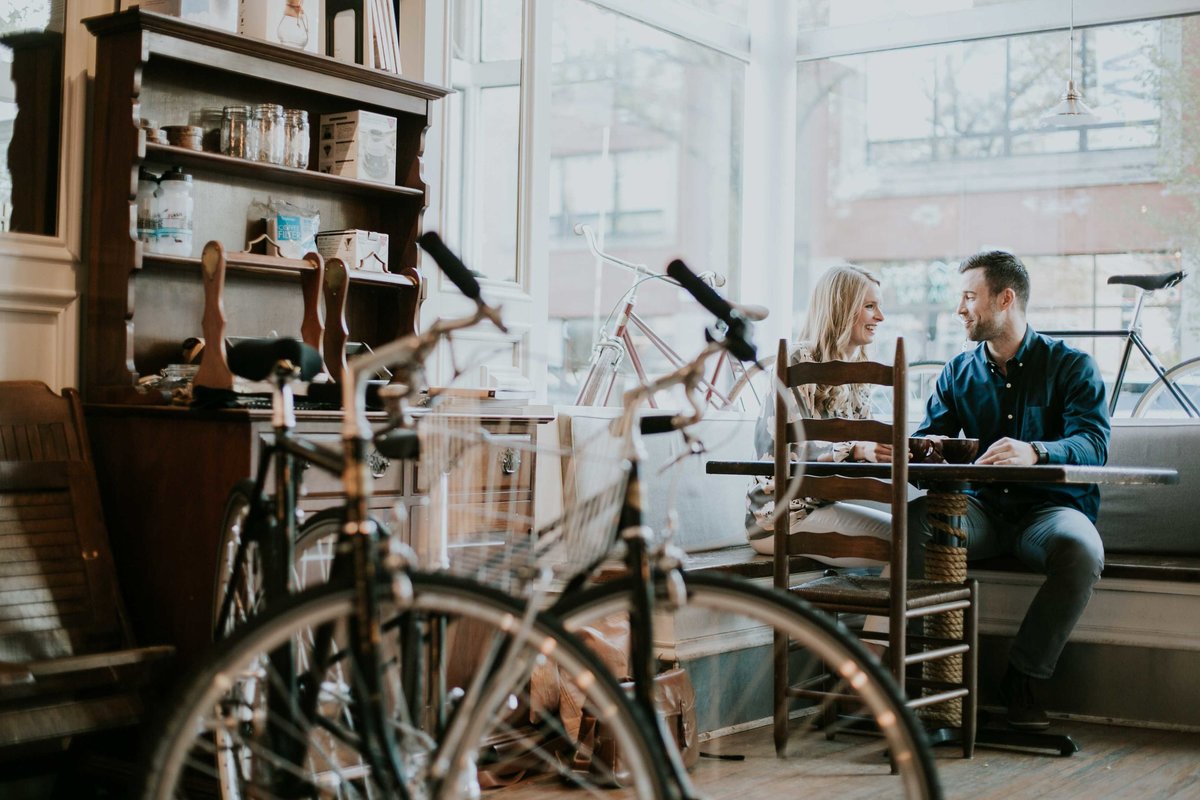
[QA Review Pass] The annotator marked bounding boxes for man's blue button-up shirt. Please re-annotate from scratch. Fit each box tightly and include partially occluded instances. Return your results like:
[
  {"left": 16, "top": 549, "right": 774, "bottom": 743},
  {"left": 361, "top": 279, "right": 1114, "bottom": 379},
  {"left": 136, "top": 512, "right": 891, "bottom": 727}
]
[{"left": 914, "top": 326, "right": 1111, "bottom": 522}]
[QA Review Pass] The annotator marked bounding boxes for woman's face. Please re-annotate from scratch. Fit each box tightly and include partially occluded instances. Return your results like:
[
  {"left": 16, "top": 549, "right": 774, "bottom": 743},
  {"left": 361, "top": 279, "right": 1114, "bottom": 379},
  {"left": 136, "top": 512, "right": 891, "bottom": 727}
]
[{"left": 848, "top": 282, "right": 885, "bottom": 347}]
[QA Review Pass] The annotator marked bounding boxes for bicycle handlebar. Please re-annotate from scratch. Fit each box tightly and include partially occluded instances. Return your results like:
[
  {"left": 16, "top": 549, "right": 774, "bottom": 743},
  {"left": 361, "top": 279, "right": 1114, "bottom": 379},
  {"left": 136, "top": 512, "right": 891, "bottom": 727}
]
[
  {"left": 574, "top": 223, "right": 727, "bottom": 288},
  {"left": 341, "top": 235, "right": 507, "bottom": 440},
  {"left": 667, "top": 259, "right": 757, "bottom": 363}
]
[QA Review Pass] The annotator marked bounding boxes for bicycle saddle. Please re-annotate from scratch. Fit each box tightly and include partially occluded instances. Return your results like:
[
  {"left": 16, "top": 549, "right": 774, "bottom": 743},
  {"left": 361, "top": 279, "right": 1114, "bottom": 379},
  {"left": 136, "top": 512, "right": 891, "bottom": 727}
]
[
  {"left": 1106, "top": 270, "right": 1185, "bottom": 292},
  {"left": 228, "top": 338, "right": 323, "bottom": 381}
]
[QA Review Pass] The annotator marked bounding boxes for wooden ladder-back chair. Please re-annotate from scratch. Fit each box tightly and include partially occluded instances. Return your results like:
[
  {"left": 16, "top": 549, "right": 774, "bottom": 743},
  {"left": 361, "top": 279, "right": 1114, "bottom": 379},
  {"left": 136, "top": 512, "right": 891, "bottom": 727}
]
[
  {"left": 771, "top": 338, "right": 978, "bottom": 758},
  {"left": 0, "top": 382, "right": 173, "bottom": 750}
]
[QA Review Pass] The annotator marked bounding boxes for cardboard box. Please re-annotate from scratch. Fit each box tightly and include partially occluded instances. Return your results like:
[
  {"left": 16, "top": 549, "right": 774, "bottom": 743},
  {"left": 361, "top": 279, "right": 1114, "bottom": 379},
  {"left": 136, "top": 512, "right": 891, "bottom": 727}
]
[
  {"left": 122, "top": 0, "right": 238, "bottom": 32},
  {"left": 316, "top": 229, "right": 390, "bottom": 273},
  {"left": 237, "top": 0, "right": 321, "bottom": 54},
  {"left": 317, "top": 110, "right": 398, "bottom": 185}
]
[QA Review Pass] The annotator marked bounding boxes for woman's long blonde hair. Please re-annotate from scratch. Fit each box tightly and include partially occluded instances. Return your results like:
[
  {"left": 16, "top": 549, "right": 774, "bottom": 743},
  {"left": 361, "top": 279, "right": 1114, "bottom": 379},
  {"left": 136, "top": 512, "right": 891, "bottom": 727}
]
[{"left": 798, "top": 264, "right": 880, "bottom": 412}]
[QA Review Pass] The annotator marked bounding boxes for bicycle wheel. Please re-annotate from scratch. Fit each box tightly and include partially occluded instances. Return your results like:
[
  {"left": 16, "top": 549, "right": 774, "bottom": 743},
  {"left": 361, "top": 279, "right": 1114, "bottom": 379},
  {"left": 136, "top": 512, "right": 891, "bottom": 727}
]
[
  {"left": 1131, "top": 356, "right": 1200, "bottom": 419},
  {"left": 552, "top": 571, "right": 941, "bottom": 800},
  {"left": 145, "top": 574, "right": 670, "bottom": 799},
  {"left": 722, "top": 355, "right": 775, "bottom": 414}
]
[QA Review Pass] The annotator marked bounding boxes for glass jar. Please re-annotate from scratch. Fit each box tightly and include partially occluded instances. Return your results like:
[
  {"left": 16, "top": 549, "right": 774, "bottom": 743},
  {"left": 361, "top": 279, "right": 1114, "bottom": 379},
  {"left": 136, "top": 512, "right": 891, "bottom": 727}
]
[
  {"left": 189, "top": 107, "right": 225, "bottom": 153},
  {"left": 221, "top": 105, "right": 255, "bottom": 159},
  {"left": 251, "top": 103, "right": 285, "bottom": 165},
  {"left": 151, "top": 168, "right": 194, "bottom": 257},
  {"left": 283, "top": 109, "right": 310, "bottom": 169}
]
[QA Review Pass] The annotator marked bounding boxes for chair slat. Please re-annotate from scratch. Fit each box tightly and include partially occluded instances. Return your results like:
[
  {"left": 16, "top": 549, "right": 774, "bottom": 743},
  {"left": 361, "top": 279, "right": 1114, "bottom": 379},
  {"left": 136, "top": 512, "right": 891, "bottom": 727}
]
[
  {"left": 793, "top": 418, "right": 893, "bottom": 445},
  {"left": 788, "top": 359, "right": 895, "bottom": 387},
  {"left": 787, "top": 531, "right": 891, "bottom": 562},
  {"left": 798, "top": 475, "right": 894, "bottom": 504}
]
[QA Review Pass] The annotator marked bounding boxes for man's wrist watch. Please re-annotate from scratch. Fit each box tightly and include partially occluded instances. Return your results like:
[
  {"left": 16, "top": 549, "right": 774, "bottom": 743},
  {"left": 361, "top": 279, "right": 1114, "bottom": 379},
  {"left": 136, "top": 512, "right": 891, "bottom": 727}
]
[{"left": 1031, "top": 441, "right": 1049, "bottom": 464}]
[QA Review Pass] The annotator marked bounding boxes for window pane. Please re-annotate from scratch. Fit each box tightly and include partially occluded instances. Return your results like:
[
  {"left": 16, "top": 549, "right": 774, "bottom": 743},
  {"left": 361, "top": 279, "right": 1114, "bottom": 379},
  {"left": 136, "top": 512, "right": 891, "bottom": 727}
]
[
  {"left": 476, "top": 85, "right": 520, "bottom": 282},
  {"left": 799, "top": 0, "right": 1041, "bottom": 31},
  {"left": 795, "top": 16, "right": 1198, "bottom": 419},
  {"left": 547, "top": 0, "right": 745, "bottom": 406},
  {"left": 1, "top": 0, "right": 63, "bottom": 236},
  {"left": 481, "top": 0, "right": 522, "bottom": 62},
  {"left": 676, "top": 0, "right": 747, "bottom": 27}
]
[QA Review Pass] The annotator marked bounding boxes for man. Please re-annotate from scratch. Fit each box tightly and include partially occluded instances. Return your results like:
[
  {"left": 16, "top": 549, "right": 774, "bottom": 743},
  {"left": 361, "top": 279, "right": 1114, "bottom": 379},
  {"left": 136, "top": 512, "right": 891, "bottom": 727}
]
[{"left": 908, "top": 250, "right": 1110, "bottom": 730}]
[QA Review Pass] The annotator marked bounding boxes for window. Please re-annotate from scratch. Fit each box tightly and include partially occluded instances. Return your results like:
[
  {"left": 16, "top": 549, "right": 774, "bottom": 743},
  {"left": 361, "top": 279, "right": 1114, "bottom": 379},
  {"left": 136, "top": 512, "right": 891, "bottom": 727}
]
[
  {"left": 546, "top": 0, "right": 745, "bottom": 405},
  {"left": 1, "top": 0, "right": 64, "bottom": 236},
  {"left": 794, "top": 15, "right": 1200, "bottom": 416}
]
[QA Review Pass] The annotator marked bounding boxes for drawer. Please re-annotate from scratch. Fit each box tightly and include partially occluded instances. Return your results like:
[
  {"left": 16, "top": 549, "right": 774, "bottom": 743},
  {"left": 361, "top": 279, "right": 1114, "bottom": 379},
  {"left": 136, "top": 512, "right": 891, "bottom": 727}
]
[
  {"left": 414, "top": 433, "right": 533, "bottom": 500},
  {"left": 257, "top": 429, "right": 409, "bottom": 502}
]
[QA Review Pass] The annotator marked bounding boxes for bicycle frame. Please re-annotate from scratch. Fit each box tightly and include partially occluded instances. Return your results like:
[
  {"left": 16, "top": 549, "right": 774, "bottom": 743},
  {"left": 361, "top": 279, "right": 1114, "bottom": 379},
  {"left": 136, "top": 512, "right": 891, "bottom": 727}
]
[{"left": 1043, "top": 285, "right": 1199, "bottom": 417}]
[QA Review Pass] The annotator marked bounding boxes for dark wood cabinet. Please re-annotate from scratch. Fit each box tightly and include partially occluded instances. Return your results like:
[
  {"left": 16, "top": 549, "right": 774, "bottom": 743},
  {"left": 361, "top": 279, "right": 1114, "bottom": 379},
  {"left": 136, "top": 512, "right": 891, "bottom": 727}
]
[{"left": 77, "top": 10, "right": 459, "bottom": 666}]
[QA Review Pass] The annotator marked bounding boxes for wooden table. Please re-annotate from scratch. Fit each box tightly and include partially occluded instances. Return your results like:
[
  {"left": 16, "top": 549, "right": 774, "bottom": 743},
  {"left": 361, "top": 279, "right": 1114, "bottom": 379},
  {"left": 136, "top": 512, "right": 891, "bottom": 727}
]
[{"left": 705, "top": 458, "right": 1179, "bottom": 754}]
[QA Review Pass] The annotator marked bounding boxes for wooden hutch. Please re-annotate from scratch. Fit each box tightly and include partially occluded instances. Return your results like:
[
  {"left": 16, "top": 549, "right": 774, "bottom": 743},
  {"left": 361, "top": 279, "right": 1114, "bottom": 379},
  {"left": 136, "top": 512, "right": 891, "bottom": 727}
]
[{"left": 77, "top": 10, "right": 544, "bottom": 668}]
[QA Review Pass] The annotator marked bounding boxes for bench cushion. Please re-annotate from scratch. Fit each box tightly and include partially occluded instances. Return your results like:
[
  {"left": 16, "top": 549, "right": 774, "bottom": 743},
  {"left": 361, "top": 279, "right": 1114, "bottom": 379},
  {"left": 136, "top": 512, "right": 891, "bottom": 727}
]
[{"left": 1100, "top": 420, "right": 1200, "bottom": 555}]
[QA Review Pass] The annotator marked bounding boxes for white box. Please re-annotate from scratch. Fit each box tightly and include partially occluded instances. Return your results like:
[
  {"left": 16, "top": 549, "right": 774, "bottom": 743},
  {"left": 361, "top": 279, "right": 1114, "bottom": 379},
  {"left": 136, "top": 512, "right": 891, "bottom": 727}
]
[
  {"left": 237, "top": 0, "right": 321, "bottom": 54},
  {"left": 316, "top": 229, "right": 390, "bottom": 273},
  {"left": 123, "top": 0, "right": 238, "bottom": 32},
  {"left": 317, "top": 110, "right": 398, "bottom": 185}
]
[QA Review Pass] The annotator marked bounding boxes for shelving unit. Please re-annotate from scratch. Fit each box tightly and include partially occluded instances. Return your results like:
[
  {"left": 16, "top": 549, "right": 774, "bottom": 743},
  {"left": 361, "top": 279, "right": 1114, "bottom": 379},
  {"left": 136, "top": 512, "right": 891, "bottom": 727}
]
[{"left": 82, "top": 9, "right": 446, "bottom": 403}]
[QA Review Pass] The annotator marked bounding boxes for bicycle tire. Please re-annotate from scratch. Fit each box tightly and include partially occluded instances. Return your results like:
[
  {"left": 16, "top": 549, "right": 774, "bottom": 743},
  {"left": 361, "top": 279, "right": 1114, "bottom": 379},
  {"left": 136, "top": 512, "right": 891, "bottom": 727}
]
[
  {"left": 552, "top": 571, "right": 942, "bottom": 800},
  {"left": 145, "top": 573, "right": 671, "bottom": 800},
  {"left": 1131, "top": 355, "right": 1200, "bottom": 419}
]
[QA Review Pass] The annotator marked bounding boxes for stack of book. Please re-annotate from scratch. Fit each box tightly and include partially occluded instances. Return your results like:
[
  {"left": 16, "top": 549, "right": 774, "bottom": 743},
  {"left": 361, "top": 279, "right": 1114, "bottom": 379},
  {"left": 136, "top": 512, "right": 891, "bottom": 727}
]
[{"left": 327, "top": 0, "right": 403, "bottom": 74}]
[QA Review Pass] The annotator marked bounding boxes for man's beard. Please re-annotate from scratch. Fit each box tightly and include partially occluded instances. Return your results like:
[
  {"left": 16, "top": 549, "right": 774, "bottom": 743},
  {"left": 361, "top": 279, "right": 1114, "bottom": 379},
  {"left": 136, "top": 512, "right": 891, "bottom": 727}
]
[{"left": 965, "top": 315, "right": 1001, "bottom": 342}]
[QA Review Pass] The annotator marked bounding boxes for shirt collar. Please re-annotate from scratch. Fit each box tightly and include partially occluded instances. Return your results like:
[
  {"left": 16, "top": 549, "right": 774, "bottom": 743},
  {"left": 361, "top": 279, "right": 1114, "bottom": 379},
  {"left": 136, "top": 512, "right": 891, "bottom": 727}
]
[{"left": 972, "top": 324, "right": 1036, "bottom": 370}]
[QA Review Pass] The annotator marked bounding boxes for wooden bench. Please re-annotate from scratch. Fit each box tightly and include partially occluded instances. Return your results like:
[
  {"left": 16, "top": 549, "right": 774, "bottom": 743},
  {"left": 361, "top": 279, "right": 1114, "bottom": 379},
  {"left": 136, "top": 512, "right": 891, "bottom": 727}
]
[{"left": 0, "top": 382, "right": 173, "bottom": 751}]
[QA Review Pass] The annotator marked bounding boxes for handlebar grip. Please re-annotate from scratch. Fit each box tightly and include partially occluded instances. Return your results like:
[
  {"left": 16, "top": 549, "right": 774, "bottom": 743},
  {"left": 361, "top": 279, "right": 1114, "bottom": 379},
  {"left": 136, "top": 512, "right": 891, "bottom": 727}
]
[
  {"left": 374, "top": 428, "right": 421, "bottom": 461},
  {"left": 418, "top": 232, "right": 481, "bottom": 301},
  {"left": 667, "top": 259, "right": 735, "bottom": 326},
  {"left": 639, "top": 414, "right": 678, "bottom": 436}
]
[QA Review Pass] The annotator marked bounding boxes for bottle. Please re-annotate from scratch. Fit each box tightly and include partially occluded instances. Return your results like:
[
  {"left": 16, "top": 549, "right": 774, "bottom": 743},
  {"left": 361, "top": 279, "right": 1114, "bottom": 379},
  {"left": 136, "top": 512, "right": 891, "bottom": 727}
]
[
  {"left": 251, "top": 103, "right": 285, "bottom": 164},
  {"left": 283, "top": 109, "right": 310, "bottom": 169},
  {"left": 276, "top": 0, "right": 310, "bottom": 49},
  {"left": 153, "top": 168, "right": 194, "bottom": 257},
  {"left": 136, "top": 168, "right": 160, "bottom": 247}
]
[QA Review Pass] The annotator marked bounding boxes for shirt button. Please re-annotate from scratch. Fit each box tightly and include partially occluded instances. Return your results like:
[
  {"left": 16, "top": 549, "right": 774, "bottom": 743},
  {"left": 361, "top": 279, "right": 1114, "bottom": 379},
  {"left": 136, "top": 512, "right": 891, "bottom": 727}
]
[
  {"left": 1007, "top": 414, "right": 1014, "bottom": 419},
  {"left": 1006, "top": 383, "right": 1012, "bottom": 388},
  {"left": 1003, "top": 488, "right": 1009, "bottom": 493}
]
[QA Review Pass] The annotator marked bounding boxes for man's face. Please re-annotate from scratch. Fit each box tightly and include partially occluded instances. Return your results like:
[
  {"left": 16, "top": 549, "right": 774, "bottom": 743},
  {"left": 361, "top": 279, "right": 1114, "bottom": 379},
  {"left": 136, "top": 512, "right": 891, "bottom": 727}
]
[{"left": 957, "top": 268, "right": 1005, "bottom": 342}]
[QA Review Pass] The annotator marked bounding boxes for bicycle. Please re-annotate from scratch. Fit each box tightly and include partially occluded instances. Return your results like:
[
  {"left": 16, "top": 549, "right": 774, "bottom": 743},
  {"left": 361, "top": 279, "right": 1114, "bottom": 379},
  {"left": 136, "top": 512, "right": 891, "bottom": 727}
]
[
  {"left": 570, "top": 223, "right": 772, "bottom": 412},
  {"left": 529, "top": 261, "right": 941, "bottom": 799},
  {"left": 904, "top": 270, "right": 1198, "bottom": 420},
  {"left": 145, "top": 234, "right": 673, "bottom": 799}
]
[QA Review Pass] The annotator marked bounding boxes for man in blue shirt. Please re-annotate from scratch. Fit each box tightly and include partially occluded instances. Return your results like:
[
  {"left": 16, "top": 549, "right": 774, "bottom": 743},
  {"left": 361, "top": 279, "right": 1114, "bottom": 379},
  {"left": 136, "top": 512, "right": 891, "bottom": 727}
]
[{"left": 908, "top": 250, "right": 1110, "bottom": 731}]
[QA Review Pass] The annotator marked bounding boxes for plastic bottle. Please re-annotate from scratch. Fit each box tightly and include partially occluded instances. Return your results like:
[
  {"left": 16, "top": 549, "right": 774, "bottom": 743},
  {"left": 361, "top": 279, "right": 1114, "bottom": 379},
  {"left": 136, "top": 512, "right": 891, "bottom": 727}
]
[
  {"left": 153, "top": 168, "right": 194, "bottom": 257},
  {"left": 136, "top": 168, "right": 160, "bottom": 247}
]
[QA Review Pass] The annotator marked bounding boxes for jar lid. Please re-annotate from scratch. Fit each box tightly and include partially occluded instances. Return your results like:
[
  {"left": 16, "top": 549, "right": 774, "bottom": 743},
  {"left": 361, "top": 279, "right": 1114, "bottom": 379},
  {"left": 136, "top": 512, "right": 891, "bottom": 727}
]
[
  {"left": 252, "top": 103, "right": 285, "bottom": 116},
  {"left": 138, "top": 167, "right": 160, "bottom": 182},
  {"left": 139, "top": 118, "right": 158, "bottom": 129},
  {"left": 223, "top": 105, "right": 250, "bottom": 115},
  {"left": 284, "top": 108, "right": 309, "bottom": 121},
  {"left": 161, "top": 168, "right": 192, "bottom": 183}
]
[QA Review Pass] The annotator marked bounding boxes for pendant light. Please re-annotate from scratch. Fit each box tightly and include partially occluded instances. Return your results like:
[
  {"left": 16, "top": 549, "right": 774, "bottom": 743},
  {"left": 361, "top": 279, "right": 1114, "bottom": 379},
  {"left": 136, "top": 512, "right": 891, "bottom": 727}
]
[{"left": 1041, "top": 0, "right": 1100, "bottom": 127}]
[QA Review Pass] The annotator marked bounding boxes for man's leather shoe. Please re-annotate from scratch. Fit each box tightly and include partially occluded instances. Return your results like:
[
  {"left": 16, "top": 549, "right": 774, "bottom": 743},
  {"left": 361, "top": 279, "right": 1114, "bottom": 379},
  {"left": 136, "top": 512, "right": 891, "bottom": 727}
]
[{"left": 1000, "top": 665, "right": 1050, "bottom": 730}]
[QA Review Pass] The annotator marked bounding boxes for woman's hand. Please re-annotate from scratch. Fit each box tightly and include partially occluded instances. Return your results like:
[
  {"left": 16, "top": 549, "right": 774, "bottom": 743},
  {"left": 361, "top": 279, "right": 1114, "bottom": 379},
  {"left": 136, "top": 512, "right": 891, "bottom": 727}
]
[{"left": 853, "top": 442, "right": 892, "bottom": 463}]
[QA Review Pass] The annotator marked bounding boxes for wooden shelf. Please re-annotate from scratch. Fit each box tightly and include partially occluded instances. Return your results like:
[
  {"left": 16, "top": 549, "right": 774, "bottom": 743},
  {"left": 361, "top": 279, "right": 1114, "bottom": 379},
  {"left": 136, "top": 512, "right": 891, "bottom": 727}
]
[
  {"left": 144, "top": 144, "right": 424, "bottom": 200},
  {"left": 142, "top": 253, "right": 419, "bottom": 288}
]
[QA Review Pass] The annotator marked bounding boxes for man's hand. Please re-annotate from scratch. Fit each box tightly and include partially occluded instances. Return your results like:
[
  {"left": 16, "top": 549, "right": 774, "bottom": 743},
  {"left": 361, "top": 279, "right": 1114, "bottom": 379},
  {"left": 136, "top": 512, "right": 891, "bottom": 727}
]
[{"left": 976, "top": 437, "right": 1037, "bottom": 466}]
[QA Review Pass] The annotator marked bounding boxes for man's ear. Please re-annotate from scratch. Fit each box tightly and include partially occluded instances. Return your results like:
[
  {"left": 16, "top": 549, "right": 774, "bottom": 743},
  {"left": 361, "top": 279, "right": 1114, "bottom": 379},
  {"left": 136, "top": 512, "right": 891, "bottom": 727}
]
[{"left": 998, "top": 286, "right": 1016, "bottom": 311}]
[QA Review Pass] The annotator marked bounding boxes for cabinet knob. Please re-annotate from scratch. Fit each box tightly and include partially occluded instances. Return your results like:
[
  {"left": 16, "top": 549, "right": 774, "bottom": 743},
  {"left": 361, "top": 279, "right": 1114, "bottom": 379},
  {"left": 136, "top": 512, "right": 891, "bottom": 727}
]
[
  {"left": 500, "top": 448, "right": 521, "bottom": 475},
  {"left": 368, "top": 449, "right": 391, "bottom": 479}
]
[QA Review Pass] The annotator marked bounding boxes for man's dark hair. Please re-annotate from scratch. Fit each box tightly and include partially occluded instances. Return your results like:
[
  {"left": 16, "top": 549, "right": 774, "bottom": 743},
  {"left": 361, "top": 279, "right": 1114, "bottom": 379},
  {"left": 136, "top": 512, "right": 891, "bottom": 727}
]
[{"left": 958, "top": 250, "right": 1030, "bottom": 311}]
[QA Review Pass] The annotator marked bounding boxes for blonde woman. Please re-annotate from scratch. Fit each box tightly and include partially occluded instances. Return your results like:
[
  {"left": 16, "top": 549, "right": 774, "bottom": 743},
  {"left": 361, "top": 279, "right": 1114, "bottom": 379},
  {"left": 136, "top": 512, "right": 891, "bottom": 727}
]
[{"left": 746, "top": 264, "right": 892, "bottom": 558}]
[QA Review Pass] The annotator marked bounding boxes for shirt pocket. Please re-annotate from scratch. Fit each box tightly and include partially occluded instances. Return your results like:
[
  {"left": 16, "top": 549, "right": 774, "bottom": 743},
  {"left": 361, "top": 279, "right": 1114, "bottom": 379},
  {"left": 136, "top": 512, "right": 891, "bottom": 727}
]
[{"left": 1023, "top": 406, "right": 1046, "bottom": 440}]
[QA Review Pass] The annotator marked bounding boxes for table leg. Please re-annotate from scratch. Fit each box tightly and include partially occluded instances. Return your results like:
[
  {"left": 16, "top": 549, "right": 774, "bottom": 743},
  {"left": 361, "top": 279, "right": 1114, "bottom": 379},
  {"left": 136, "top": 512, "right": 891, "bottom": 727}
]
[{"left": 921, "top": 489, "right": 969, "bottom": 727}]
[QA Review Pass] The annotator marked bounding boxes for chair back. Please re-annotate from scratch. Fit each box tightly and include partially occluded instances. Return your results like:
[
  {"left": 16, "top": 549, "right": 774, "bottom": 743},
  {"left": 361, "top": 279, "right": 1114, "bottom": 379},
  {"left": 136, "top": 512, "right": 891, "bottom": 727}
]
[{"left": 772, "top": 338, "right": 909, "bottom": 619}]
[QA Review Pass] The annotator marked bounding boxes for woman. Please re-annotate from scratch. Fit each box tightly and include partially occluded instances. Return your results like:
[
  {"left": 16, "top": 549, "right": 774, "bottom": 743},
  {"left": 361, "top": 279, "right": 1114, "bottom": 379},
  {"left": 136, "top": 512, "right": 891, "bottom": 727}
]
[{"left": 746, "top": 264, "right": 893, "bottom": 559}]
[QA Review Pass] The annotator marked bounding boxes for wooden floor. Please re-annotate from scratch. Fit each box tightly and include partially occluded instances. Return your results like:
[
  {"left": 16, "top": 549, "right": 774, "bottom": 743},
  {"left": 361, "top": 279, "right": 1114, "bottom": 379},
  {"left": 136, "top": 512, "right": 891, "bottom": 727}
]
[{"left": 495, "top": 716, "right": 1200, "bottom": 799}]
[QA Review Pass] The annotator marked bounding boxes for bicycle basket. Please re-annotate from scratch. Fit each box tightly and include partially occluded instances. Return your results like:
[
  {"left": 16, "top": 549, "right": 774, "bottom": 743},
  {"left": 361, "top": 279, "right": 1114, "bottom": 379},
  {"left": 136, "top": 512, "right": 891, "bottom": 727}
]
[{"left": 414, "top": 410, "right": 629, "bottom": 596}]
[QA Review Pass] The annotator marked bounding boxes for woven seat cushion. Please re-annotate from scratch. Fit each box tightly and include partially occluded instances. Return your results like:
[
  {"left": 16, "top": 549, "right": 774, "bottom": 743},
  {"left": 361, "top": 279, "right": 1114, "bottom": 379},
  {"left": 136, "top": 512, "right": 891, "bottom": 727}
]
[{"left": 789, "top": 574, "right": 971, "bottom": 609}]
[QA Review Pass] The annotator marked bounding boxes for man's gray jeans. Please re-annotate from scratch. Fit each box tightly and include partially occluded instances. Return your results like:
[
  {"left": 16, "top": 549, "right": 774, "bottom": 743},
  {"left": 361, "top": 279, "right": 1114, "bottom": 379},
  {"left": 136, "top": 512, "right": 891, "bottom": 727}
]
[{"left": 907, "top": 495, "right": 1104, "bottom": 680}]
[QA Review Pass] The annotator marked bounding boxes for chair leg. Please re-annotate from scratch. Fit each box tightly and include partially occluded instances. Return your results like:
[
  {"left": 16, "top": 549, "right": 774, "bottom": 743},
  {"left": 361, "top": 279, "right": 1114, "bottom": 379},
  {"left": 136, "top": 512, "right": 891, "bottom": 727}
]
[
  {"left": 774, "top": 625, "right": 789, "bottom": 756},
  {"left": 962, "top": 580, "right": 979, "bottom": 759}
]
